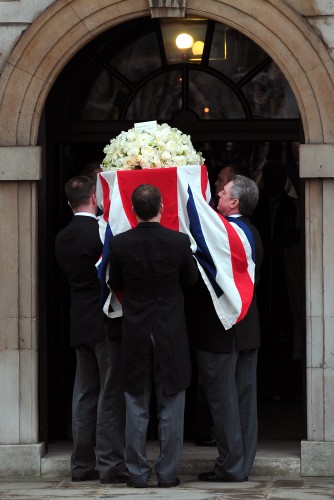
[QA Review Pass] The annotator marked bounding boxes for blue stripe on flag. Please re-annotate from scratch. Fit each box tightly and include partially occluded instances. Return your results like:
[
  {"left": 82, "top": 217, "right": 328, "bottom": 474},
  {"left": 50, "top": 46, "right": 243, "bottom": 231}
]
[
  {"left": 225, "top": 216, "right": 256, "bottom": 263},
  {"left": 186, "top": 186, "right": 223, "bottom": 298},
  {"left": 97, "top": 223, "right": 114, "bottom": 310}
]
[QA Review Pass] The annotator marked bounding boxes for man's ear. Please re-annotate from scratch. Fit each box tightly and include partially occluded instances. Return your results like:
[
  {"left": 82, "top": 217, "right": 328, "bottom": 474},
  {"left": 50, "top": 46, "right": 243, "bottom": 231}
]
[
  {"left": 68, "top": 201, "right": 76, "bottom": 214},
  {"left": 159, "top": 203, "right": 164, "bottom": 214},
  {"left": 231, "top": 198, "right": 239, "bottom": 209}
]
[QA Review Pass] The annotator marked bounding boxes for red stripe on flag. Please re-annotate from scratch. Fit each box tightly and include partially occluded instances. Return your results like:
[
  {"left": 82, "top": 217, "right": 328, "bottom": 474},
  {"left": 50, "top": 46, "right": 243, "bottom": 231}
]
[
  {"left": 219, "top": 214, "right": 254, "bottom": 322},
  {"left": 117, "top": 168, "right": 179, "bottom": 230},
  {"left": 99, "top": 174, "right": 111, "bottom": 222},
  {"left": 200, "top": 164, "right": 208, "bottom": 199}
]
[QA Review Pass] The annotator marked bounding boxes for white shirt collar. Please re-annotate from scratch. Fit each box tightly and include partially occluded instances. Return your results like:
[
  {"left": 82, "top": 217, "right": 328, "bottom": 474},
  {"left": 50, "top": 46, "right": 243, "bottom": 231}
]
[{"left": 74, "top": 212, "right": 97, "bottom": 219}]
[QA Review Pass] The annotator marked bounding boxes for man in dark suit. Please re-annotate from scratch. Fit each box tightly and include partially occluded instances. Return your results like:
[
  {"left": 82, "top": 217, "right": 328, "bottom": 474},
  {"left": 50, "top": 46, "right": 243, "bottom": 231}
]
[
  {"left": 189, "top": 161, "right": 250, "bottom": 447},
  {"left": 108, "top": 184, "right": 198, "bottom": 488},
  {"left": 187, "top": 175, "right": 263, "bottom": 482},
  {"left": 55, "top": 175, "right": 127, "bottom": 484}
]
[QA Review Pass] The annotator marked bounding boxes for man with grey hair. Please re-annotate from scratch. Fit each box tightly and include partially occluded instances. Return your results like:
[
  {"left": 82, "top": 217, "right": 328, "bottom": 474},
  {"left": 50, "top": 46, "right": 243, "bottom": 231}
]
[
  {"left": 219, "top": 174, "right": 260, "bottom": 217},
  {"left": 188, "top": 175, "right": 263, "bottom": 483}
]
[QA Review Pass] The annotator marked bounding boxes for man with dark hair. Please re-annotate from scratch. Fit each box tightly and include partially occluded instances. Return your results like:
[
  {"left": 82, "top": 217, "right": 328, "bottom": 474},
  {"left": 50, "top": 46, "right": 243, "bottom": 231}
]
[
  {"left": 214, "top": 163, "right": 249, "bottom": 205},
  {"left": 55, "top": 175, "right": 127, "bottom": 484},
  {"left": 108, "top": 183, "right": 198, "bottom": 489},
  {"left": 188, "top": 175, "right": 263, "bottom": 483},
  {"left": 130, "top": 183, "right": 162, "bottom": 219},
  {"left": 80, "top": 161, "right": 102, "bottom": 184}
]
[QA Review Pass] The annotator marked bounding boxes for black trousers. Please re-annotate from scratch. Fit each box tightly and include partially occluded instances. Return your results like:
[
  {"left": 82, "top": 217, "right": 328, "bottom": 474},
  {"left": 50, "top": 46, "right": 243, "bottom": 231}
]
[
  {"left": 71, "top": 336, "right": 126, "bottom": 479},
  {"left": 197, "top": 346, "right": 258, "bottom": 480}
]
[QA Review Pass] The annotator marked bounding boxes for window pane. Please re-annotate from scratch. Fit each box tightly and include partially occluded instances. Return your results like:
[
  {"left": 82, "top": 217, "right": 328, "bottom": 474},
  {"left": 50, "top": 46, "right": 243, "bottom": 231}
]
[
  {"left": 81, "top": 70, "right": 129, "bottom": 121},
  {"left": 209, "top": 24, "right": 267, "bottom": 81},
  {"left": 126, "top": 71, "right": 182, "bottom": 121},
  {"left": 242, "top": 62, "right": 300, "bottom": 119},
  {"left": 98, "top": 20, "right": 162, "bottom": 83},
  {"left": 188, "top": 70, "right": 245, "bottom": 119}
]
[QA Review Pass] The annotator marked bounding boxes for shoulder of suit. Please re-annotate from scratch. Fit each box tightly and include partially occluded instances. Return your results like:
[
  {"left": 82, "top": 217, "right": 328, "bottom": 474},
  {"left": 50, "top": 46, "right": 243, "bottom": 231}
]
[
  {"left": 72, "top": 215, "right": 97, "bottom": 223},
  {"left": 159, "top": 226, "right": 188, "bottom": 237},
  {"left": 109, "top": 228, "right": 133, "bottom": 243}
]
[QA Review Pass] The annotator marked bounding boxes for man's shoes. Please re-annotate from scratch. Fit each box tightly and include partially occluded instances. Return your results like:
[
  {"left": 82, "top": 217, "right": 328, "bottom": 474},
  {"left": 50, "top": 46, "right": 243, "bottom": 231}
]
[
  {"left": 158, "top": 477, "right": 181, "bottom": 488},
  {"left": 127, "top": 480, "right": 147, "bottom": 488},
  {"left": 198, "top": 471, "right": 247, "bottom": 482},
  {"left": 72, "top": 470, "right": 99, "bottom": 482},
  {"left": 100, "top": 472, "right": 129, "bottom": 484}
]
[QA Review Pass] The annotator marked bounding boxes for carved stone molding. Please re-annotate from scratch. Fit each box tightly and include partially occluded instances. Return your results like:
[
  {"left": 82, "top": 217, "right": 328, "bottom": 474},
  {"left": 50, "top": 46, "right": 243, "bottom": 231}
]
[{"left": 149, "top": 0, "right": 186, "bottom": 18}]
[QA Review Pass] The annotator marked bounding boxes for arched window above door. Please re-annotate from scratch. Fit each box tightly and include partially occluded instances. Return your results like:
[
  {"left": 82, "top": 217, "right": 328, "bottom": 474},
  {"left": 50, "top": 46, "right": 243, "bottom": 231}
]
[{"left": 65, "top": 17, "right": 299, "bottom": 124}]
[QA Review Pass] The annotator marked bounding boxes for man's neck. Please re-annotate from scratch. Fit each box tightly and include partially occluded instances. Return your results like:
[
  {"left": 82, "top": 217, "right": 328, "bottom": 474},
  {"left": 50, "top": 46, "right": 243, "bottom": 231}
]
[
  {"left": 137, "top": 215, "right": 161, "bottom": 223},
  {"left": 73, "top": 203, "right": 96, "bottom": 216}
]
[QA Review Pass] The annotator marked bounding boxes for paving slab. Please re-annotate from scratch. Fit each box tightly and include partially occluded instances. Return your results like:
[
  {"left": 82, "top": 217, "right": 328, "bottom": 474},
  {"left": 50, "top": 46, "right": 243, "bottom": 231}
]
[{"left": 0, "top": 476, "right": 334, "bottom": 500}]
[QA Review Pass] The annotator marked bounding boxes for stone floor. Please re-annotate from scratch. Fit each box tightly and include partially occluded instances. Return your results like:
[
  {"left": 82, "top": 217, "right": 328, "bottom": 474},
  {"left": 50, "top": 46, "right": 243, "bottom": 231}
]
[
  {"left": 1, "top": 437, "right": 334, "bottom": 499},
  {"left": 3, "top": 401, "right": 331, "bottom": 498},
  {"left": 0, "top": 475, "right": 334, "bottom": 499}
]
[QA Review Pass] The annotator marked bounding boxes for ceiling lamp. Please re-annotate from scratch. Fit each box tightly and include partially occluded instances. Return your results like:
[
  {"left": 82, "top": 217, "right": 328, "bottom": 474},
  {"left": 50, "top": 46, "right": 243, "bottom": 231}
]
[
  {"left": 160, "top": 19, "right": 208, "bottom": 64},
  {"left": 175, "top": 33, "right": 194, "bottom": 50}
]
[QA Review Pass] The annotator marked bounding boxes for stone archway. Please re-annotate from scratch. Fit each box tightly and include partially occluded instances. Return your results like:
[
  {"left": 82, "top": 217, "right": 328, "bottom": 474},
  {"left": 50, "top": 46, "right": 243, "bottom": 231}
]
[
  {"left": 0, "top": 0, "right": 334, "bottom": 476},
  {"left": 0, "top": 1, "right": 334, "bottom": 145}
]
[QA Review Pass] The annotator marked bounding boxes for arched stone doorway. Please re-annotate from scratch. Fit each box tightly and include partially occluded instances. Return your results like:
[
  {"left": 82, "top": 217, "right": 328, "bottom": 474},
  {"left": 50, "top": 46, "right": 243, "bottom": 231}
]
[
  {"left": 1, "top": 0, "right": 334, "bottom": 475},
  {"left": 43, "top": 14, "right": 304, "bottom": 443}
]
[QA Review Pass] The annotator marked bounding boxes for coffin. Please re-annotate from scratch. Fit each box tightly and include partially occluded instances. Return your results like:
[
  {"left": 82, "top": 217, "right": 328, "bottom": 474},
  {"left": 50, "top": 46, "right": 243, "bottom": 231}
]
[{"left": 96, "top": 165, "right": 255, "bottom": 329}]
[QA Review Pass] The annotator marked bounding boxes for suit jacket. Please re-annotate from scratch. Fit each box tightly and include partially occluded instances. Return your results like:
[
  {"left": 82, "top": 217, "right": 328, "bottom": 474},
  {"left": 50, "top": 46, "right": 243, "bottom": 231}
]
[
  {"left": 185, "top": 216, "right": 263, "bottom": 352},
  {"left": 109, "top": 222, "right": 198, "bottom": 395},
  {"left": 55, "top": 215, "right": 106, "bottom": 347}
]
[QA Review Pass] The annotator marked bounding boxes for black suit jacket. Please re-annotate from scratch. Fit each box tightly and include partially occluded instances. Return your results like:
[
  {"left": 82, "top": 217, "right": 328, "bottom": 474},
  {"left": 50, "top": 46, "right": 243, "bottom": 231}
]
[
  {"left": 185, "top": 216, "right": 263, "bottom": 352},
  {"left": 55, "top": 215, "right": 106, "bottom": 347},
  {"left": 109, "top": 222, "right": 198, "bottom": 395}
]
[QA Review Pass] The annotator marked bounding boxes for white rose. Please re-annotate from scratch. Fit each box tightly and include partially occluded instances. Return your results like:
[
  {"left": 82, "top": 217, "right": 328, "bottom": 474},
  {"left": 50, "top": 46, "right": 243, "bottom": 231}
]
[
  {"left": 126, "top": 130, "right": 137, "bottom": 142},
  {"left": 137, "top": 133, "right": 151, "bottom": 147},
  {"left": 141, "top": 145, "right": 154, "bottom": 158},
  {"left": 174, "top": 155, "right": 187, "bottom": 166},
  {"left": 161, "top": 151, "right": 172, "bottom": 161},
  {"left": 127, "top": 145, "right": 140, "bottom": 156},
  {"left": 166, "top": 140, "right": 177, "bottom": 153}
]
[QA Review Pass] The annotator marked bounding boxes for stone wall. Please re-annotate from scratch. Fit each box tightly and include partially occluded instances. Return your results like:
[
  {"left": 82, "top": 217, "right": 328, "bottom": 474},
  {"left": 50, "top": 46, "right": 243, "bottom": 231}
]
[{"left": 0, "top": 1, "right": 54, "bottom": 72}]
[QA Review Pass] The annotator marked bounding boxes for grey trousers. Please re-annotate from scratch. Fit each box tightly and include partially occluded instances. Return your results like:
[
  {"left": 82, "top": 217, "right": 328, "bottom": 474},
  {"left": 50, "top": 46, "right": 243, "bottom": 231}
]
[
  {"left": 71, "top": 336, "right": 126, "bottom": 479},
  {"left": 124, "top": 345, "right": 185, "bottom": 485},
  {"left": 197, "top": 346, "right": 258, "bottom": 480}
]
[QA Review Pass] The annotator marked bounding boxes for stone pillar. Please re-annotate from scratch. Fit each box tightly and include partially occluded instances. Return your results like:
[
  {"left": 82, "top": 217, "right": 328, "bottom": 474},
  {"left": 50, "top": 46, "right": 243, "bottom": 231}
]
[
  {"left": 300, "top": 144, "right": 334, "bottom": 476},
  {"left": 0, "top": 146, "right": 44, "bottom": 476}
]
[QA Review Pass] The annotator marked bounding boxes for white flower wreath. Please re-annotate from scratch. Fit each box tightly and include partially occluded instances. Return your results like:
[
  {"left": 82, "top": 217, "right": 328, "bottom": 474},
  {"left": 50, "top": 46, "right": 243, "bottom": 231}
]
[{"left": 101, "top": 122, "right": 205, "bottom": 171}]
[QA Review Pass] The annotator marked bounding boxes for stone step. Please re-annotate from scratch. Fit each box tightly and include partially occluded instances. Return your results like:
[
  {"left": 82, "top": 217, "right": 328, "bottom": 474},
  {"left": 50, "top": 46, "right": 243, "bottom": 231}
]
[{"left": 41, "top": 440, "right": 301, "bottom": 478}]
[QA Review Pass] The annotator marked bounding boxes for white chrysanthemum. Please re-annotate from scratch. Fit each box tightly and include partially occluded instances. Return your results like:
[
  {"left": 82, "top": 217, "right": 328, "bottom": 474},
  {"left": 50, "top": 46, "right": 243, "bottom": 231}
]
[{"left": 101, "top": 123, "right": 205, "bottom": 170}]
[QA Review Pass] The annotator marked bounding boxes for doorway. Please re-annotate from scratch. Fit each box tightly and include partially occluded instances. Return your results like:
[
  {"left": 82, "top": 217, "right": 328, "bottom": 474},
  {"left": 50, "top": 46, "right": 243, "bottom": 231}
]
[{"left": 40, "top": 16, "right": 305, "bottom": 443}]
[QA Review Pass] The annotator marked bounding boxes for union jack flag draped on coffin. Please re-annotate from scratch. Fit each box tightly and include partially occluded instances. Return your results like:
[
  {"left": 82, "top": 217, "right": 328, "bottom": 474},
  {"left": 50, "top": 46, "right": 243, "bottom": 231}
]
[{"left": 96, "top": 164, "right": 255, "bottom": 330}]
